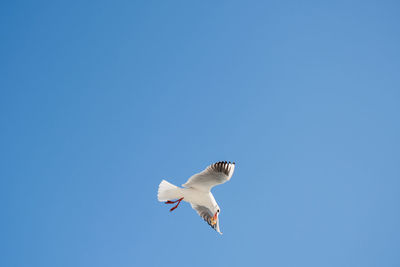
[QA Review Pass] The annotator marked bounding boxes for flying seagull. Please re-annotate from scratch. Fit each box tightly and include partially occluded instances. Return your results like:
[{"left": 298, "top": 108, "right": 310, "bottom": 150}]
[{"left": 157, "top": 161, "right": 235, "bottom": 234}]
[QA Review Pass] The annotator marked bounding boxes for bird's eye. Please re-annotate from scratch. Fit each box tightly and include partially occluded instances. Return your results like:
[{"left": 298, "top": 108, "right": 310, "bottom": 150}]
[{"left": 217, "top": 209, "right": 220, "bottom": 213}]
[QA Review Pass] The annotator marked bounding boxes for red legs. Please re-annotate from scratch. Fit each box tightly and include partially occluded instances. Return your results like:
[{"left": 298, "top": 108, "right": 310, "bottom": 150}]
[{"left": 165, "top": 197, "right": 184, "bottom": 212}]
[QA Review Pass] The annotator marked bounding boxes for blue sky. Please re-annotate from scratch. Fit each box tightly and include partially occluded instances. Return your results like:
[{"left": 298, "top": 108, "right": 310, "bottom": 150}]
[{"left": 1, "top": 1, "right": 399, "bottom": 266}]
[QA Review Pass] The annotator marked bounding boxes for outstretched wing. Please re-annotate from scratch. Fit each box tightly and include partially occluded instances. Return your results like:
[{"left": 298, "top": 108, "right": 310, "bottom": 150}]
[
  {"left": 182, "top": 161, "right": 235, "bottom": 192},
  {"left": 191, "top": 204, "right": 222, "bottom": 234}
]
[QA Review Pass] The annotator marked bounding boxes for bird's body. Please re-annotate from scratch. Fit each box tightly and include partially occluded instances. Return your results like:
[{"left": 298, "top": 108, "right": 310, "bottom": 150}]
[
  {"left": 157, "top": 161, "right": 235, "bottom": 234},
  {"left": 180, "top": 188, "right": 217, "bottom": 209}
]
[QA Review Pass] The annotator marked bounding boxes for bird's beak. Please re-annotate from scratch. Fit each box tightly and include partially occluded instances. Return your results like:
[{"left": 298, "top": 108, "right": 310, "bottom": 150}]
[{"left": 210, "top": 212, "right": 218, "bottom": 225}]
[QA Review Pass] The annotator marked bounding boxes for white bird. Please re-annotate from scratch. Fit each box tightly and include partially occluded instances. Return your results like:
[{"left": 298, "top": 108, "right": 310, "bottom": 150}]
[{"left": 157, "top": 161, "right": 235, "bottom": 234}]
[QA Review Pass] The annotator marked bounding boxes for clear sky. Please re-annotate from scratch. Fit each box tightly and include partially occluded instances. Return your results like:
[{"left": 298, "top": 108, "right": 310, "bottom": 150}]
[{"left": 1, "top": 1, "right": 399, "bottom": 266}]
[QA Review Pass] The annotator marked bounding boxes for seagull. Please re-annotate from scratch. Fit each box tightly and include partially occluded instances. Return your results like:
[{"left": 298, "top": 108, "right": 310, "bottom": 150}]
[{"left": 157, "top": 161, "right": 235, "bottom": 234}]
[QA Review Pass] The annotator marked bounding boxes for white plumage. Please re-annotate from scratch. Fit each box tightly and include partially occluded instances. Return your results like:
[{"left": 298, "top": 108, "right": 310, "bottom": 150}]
[{"left": 157, "top": 161, "right": 235, "bottom": 234}]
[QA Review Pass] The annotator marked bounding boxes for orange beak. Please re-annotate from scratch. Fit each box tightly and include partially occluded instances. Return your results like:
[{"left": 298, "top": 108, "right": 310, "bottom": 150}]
[{"left": 213, "top": 212, "right": 218, "bottom": 221}]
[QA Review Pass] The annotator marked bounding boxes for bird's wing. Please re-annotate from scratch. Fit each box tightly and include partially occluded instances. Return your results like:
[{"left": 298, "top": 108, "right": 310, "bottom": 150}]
[
  {"left": 182, "top": 161, "right": 235, "bottom": 192},
  {"left": 191, "top": 204, "right": 222, "bottom": 234}
]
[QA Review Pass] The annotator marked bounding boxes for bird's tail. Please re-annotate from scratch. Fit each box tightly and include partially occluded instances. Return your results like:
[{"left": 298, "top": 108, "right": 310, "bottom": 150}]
[{"left": 157, "top": 180, "right": 182, "bottom": 201}]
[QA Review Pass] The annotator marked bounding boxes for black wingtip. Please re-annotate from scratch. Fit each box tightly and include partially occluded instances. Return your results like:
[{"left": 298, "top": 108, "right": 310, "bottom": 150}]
[{"left": 214, "top": 161, "right": 235, "bottom": 165}]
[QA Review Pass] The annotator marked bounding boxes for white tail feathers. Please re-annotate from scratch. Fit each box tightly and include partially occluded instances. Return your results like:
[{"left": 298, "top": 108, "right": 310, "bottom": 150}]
[{"left": 157, "top": 180, "right": 182, "bottom": 201}]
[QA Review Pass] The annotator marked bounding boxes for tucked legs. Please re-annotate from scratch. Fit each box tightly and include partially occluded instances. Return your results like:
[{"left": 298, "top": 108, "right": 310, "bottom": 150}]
[{"left": 165, "top": 197, "right": 184, "bottom": 212}]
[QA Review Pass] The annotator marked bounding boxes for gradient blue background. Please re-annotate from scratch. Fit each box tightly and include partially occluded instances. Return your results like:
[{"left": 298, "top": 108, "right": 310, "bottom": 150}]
[{"left": 1, "top": 1, "right": 399, "bottom": 266}]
